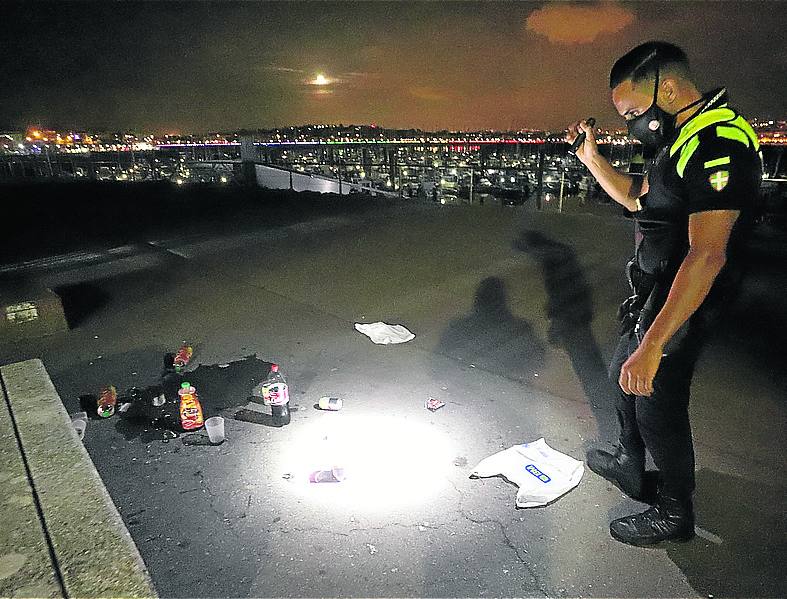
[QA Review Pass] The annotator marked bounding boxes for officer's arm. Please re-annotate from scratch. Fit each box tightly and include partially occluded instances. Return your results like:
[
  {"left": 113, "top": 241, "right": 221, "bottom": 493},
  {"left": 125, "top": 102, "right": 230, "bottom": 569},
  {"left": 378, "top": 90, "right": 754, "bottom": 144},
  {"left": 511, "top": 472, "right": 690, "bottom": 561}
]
[
  {"left": 639, "top": 209, "right": 739, "bottom": 351},
  {"left": 566, "top": 120, "right": 642, "bottom": 211}
]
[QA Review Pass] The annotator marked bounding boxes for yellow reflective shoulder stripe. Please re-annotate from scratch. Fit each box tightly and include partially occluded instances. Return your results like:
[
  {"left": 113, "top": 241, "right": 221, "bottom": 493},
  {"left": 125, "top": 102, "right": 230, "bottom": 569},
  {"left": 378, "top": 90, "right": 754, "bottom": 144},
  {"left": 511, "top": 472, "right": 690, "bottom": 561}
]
[
  {"left": 704, "top": 156, "right": 731, "bottom": 168},
  {"left": 676, "top": 136, "right": 701, "bottom": 178},
  {"left": 717, "top": 125, "right": 750, "bottom": 147},
  {"left": 670, "top": 107, "right": 736, "bottom": 157},
  {"left": 730, "top": 115, "right": 760, "bottom": 150}
]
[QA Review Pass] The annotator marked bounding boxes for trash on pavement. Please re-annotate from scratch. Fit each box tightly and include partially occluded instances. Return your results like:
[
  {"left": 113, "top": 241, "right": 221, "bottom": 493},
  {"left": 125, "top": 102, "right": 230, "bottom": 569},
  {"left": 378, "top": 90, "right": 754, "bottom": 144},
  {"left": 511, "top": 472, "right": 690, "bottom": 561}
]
[
  {"left": 173, "top": 344, "right": 193, "bottom": 372},
  {"left": 250, "top": 363, "right": 291, "bottom": 426},
  {"left": 97, "top": 385, "right": 118, "bottom": 418},
  {"left": 178, "top": 381, "right": 205, "bottom": 431},
  {"left": 470, "top": 438, "right": 584, "bottom": 508},
  {"left": 309, "top": 467, "right": 346, "bottom": 483},
  {"left": 205, "top": 416, "right": 226, "bottom": 444},
  {"left": 70, "top": 412, "right": 88, "bottom": 440},
  {"left": 317, "top": 396, "right": 343, "bottom": 411},
  {"left": 354, "top": 322, "right": 415, "bottom": 344},
  {"left": 426, "top": 397, "right": 445, "bottom": 412}
]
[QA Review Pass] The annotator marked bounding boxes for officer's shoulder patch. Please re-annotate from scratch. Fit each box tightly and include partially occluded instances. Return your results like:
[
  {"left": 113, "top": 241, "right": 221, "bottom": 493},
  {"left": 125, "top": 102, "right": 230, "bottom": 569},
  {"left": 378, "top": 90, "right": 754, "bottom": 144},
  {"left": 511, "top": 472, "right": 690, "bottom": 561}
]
[{"left": 708, "top": 170, "right": 730, "bottom": 192}]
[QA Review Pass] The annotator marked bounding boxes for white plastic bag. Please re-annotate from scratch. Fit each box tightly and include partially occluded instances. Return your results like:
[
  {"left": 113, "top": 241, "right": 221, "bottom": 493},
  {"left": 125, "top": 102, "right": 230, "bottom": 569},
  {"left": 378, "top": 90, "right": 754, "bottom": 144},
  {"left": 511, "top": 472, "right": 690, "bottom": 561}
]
[
  {"left": 354, "top": 322, "right": 415, "bottom": 344},
  {"left": 470, "top": 438, "right": 584, "bottom": 508}
]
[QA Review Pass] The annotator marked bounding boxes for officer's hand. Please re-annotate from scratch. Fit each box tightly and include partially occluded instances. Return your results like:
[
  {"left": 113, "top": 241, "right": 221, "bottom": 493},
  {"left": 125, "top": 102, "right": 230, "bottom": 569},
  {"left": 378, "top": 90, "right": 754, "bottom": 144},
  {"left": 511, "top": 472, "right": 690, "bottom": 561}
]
[
  {"left": 564, "top": 120, "right": 599, "bottom": 165},
  {"left": 618, "top": 341, "right": 663, "bottom": 397}
]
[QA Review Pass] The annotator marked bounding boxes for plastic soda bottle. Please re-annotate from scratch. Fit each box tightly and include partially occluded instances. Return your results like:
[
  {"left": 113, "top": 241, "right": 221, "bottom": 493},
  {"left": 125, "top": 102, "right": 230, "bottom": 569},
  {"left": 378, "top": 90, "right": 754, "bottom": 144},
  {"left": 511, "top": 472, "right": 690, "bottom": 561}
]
[
  {"left": 173, "top": 345, "right": 193, "bottom": 372},
  {"left": 262, "top": 364, "right": 290, "bottom": 426},
  {"left": 177, "top": 381, "right": 204, "bottom": 431},
  {"left": 97, "top": 385, "right": 118, "bottom": 418}
]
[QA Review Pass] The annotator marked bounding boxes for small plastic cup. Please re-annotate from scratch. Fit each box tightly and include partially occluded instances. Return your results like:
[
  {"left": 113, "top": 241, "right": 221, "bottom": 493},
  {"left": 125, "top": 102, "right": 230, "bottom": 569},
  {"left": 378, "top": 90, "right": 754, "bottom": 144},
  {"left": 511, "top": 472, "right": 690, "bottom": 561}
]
[
  {"left": 204, "top": 416, "right": 225, "bottom": 444},
  {"left": 70, "top": 412, "right": 88, "bottom": 440}
]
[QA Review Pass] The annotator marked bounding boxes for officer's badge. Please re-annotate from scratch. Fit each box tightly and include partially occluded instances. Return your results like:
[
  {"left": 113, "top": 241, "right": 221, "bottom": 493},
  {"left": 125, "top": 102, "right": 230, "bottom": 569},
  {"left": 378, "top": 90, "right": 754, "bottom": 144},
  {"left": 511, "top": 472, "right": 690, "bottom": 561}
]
[{"left": 709, "top": 170, "right": 729, "bottom": 192}]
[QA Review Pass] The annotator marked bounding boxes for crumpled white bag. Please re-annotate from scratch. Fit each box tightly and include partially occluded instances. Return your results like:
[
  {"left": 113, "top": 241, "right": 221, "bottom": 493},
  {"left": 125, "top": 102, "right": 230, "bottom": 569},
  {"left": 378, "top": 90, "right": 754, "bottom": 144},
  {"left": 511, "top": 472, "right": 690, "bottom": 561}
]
[
  {"left": 354, "top": 322, "right": 415, "bottom": 344},
  {"left": 470, "top": 438, "right": 584, "bottom": 508}
]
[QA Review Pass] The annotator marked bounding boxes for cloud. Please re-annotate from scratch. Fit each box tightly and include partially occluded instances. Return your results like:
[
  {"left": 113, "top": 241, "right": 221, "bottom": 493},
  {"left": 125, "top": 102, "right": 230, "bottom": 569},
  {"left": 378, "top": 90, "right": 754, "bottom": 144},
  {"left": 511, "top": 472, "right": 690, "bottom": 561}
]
[
  {"left": 409, "top": 86, "right": 456, "bottom": 102},
  {"left": 526, "top": 1, "right": 635, "bottom": 44}
]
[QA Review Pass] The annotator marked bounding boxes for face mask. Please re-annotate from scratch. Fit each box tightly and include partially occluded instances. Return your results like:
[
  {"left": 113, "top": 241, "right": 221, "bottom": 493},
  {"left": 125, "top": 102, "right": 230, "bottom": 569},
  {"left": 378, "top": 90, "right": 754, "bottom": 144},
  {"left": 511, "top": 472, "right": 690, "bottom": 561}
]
[
  {"left": 626, "top": 66, "right": 674, "bottom": 157},
  {"left": 626, "top": 66, "right": 705, "bottom": 158}
]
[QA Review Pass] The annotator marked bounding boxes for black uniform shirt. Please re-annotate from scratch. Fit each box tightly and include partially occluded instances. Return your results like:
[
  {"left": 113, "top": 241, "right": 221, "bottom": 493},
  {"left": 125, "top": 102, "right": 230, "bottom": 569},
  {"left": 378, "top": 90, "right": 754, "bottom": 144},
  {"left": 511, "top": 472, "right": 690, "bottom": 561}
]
[{"left": 634, "top": 92, "right": 761, "bottom": 296}]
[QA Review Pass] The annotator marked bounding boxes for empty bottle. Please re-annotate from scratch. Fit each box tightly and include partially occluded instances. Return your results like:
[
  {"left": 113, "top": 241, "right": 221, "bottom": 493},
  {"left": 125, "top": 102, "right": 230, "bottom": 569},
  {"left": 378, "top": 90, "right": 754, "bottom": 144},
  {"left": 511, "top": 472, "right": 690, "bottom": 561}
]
[
  {"left": 177, "top": 381, "right": 205, "bottom": 431},
  {"left": 261, "top": 364, "right": 290, "bottom": 426},
  {"left": 97, "top": 386, "right": 117, "bottom": 418}
]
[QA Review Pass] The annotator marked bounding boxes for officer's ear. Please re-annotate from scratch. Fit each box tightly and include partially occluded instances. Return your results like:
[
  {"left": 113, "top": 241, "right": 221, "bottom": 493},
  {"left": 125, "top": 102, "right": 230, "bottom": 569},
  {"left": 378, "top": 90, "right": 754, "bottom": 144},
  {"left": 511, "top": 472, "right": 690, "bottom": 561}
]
[{"left": 660, "top": 76, "right": 680, "bottom": 107}]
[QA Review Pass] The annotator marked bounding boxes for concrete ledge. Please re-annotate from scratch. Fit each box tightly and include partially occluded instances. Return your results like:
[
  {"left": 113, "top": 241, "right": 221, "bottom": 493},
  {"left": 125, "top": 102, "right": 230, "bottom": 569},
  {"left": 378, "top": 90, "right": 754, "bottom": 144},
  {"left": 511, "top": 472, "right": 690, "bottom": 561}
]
[
  {"left": 0, "top": 359, "right": 156, "bottom": 598},
  {"left": 0, "top": 280, "right": 68, "bottom": 342}
]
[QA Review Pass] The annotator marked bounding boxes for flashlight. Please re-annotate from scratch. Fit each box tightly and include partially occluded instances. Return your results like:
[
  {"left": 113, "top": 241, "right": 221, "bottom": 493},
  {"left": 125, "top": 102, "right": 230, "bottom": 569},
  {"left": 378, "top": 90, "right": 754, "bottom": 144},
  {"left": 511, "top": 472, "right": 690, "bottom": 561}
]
[{"left": 568, "top": 117, "right": 596, "bottom": 155}]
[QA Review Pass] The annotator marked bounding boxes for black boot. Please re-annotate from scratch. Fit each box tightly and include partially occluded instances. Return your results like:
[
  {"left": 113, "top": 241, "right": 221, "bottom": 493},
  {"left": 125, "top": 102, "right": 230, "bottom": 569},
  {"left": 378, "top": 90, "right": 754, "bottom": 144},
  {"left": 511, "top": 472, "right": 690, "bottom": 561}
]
[
  {"left": 609, "top": 493, "right": 695, "bottom": 546},
  {"left": 586, "top": 442, "right": 648, "bottom": 501}
]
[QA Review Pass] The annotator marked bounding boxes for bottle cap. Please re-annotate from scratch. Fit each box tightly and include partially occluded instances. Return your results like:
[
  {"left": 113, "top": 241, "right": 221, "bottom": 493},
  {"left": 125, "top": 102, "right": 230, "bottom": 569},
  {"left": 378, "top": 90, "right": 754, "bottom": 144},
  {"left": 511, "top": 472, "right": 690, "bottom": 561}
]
[
  {"left": 270, "top": 364, "right": 279, "bottom": 372},
  {"left": 181, "top": 381, "right": 190, "bottom": 388}
]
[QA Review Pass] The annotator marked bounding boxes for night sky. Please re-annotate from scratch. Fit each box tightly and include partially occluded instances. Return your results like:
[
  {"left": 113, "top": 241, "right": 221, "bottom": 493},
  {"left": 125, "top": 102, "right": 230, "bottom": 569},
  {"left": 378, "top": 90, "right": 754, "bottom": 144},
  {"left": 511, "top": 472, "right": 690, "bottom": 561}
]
[{"left": 1, "top": 1, "right": 785, "bottom": 133}]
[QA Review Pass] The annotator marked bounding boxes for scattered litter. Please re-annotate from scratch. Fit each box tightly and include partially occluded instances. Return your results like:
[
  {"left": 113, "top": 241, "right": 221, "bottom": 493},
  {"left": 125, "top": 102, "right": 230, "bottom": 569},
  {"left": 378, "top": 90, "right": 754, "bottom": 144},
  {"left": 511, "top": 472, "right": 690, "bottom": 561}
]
[
  {"left": 131, "top": 371, "right": 137, "bottom": 376},
  {"left": 534, "top": 373, "right": 539, "bottom": 377},
  {"left": 390, "top": 567, "right": 398, "bottom": 573},
  {"left": 470, "top": 438, "right": 584, "bottom": 508},
  {"left": 366, "top": 543, "right": 377, "bottom": 555},
  {"left": 205, "top": 416, "right": 226, "bottom": 444},
  {"left": 218, "top": 363, "right": 230, "bottom": 368},
  {"left": 330, "top": 367, "right": 339, "bottom": 372},
  {"left": 173, "top": 344, "right": 193, "bottom": 372},
  {"left": 317, "top": 396, "right": 343, "bottom": 411},
  {"left": 94, "top": 335, "right": 99, "bottom": 339},
  {"left": 695, "top": 526, "right": 724, "bottom": 545},
  {"left": 310, "top": 467, "right": 346, "bottom": 483},
  {"left": 118, "top": 402, "right": 132, "bottom": 414},
  {"left": 418, "top": 525, "right": 426, "bottom": 532},
  {"left": 97, "top": 386, "right": 118, "bottom": 418},
  {"left": 441, "top": 386, "right": 447, "bottom": 391},
  {"left": 426, "top": 397, "right": 445, "bottom": 412},
  {"left": 96, "top": 355, "right": 103, "bottom": 360},
  {"left": 354, "top": 322, "right": 415, "bottom": 344},
  {"left": 70, "top": 412, "right": 88, "bottom": 440},
  {"left": 470, "top": 364, "right": 476, "bottom": 368}
]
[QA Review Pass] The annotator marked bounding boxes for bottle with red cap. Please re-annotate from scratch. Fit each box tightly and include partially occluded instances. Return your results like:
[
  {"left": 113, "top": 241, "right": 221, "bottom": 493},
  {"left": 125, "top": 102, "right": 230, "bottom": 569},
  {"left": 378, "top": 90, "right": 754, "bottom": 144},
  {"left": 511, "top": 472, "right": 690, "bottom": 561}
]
[{"left": 261, "top": 364, "right": 290, "bottom": 426}]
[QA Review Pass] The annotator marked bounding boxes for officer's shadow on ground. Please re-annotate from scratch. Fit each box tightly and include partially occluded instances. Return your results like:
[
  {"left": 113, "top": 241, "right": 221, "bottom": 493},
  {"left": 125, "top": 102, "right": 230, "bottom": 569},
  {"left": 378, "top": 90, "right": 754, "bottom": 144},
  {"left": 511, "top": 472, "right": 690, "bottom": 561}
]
[
  {"left": 513, "top": 230, "right": 617, "bottom": 441},
  {"left": 435, "top": 276, "right": 546, "bottom": 385},
  {"left": 112, "top": 354, "right": 287, "bottom": 443},
  {"left": 667, "top": 468, "right": 786, "bottom": 598}
]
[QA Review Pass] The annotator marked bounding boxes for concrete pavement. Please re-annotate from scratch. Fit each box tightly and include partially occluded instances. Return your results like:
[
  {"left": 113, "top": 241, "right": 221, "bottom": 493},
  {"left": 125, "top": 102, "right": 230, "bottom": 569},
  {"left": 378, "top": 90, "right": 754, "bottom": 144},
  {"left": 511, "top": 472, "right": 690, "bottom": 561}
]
[{"left": 2, "top": 200, "right": 784, "bottom": 597}]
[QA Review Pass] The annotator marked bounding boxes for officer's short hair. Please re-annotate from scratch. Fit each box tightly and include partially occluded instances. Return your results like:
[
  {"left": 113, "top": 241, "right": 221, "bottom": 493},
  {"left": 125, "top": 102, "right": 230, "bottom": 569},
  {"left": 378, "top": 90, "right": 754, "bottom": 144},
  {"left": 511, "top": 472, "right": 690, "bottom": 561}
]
[{"left": 610, "top": 41, "right": 692, "bottom": 89}]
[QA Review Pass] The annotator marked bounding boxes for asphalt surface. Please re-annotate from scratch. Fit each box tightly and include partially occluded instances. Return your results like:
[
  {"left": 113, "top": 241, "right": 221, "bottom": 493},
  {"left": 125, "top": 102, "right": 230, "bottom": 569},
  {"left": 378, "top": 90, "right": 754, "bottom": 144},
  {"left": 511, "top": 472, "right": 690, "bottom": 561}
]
[{"left": 2, "top": 198, "right": 785, "bottom": 598}]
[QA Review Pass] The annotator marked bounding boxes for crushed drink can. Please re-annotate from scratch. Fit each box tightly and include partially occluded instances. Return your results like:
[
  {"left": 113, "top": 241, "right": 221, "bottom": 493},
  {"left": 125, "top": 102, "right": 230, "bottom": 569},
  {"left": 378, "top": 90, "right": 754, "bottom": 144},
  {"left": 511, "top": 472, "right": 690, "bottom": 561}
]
[
  {"left": 309, "top": 467, "right": 346, "bottom": 483},
  {"left": 426, "top": 397, "right": 445, "bottom": 412},
  {"left": 318, "top": 396, "right": 343, "bottom": 411}
]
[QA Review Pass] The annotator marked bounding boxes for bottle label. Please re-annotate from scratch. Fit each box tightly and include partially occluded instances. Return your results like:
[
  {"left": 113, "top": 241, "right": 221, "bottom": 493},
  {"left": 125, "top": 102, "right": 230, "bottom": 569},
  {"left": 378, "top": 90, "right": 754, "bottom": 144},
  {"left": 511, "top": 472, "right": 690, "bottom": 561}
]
[
  {"left": 179, "top": 393, "right": 204, "bottom": 431},
  {"left": 262, "top": 382, "right": 289, "bottom": 406}
]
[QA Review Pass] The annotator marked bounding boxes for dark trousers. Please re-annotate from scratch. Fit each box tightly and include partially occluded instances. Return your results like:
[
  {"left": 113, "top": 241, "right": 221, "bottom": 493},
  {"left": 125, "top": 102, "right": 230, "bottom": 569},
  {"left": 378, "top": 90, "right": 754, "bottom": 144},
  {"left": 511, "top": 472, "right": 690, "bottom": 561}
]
[{"left": 608, "top": 321, "right": 707, "bottom": 499}]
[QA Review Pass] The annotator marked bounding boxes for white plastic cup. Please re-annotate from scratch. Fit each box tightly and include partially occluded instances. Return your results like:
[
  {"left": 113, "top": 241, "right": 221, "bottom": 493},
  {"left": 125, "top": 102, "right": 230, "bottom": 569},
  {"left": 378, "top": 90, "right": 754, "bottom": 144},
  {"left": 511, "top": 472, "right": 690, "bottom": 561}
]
[
  {"left": 71, "top": 412, "right": 88, "bottom": 440},
  {"left": 204, "top": 416, "right": 225, "bottom": 444}
]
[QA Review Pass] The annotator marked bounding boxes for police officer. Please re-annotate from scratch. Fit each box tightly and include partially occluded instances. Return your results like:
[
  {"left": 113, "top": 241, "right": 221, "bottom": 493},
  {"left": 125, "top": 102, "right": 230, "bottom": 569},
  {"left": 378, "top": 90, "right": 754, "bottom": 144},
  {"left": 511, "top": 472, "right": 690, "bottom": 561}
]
[{"left": 566, "top": 41, "right": 761, "bottom": 546}]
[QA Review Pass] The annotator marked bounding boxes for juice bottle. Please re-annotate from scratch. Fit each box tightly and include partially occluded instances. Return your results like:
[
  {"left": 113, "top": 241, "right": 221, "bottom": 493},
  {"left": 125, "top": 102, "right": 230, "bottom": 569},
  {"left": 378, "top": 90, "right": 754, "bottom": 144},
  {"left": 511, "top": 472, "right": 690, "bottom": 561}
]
[
  {"left": 177, "top": 381, "right": 204, "bottom": 431},
  {"left": 97, "top": 385, "right": 117, "bottom": 418}
]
